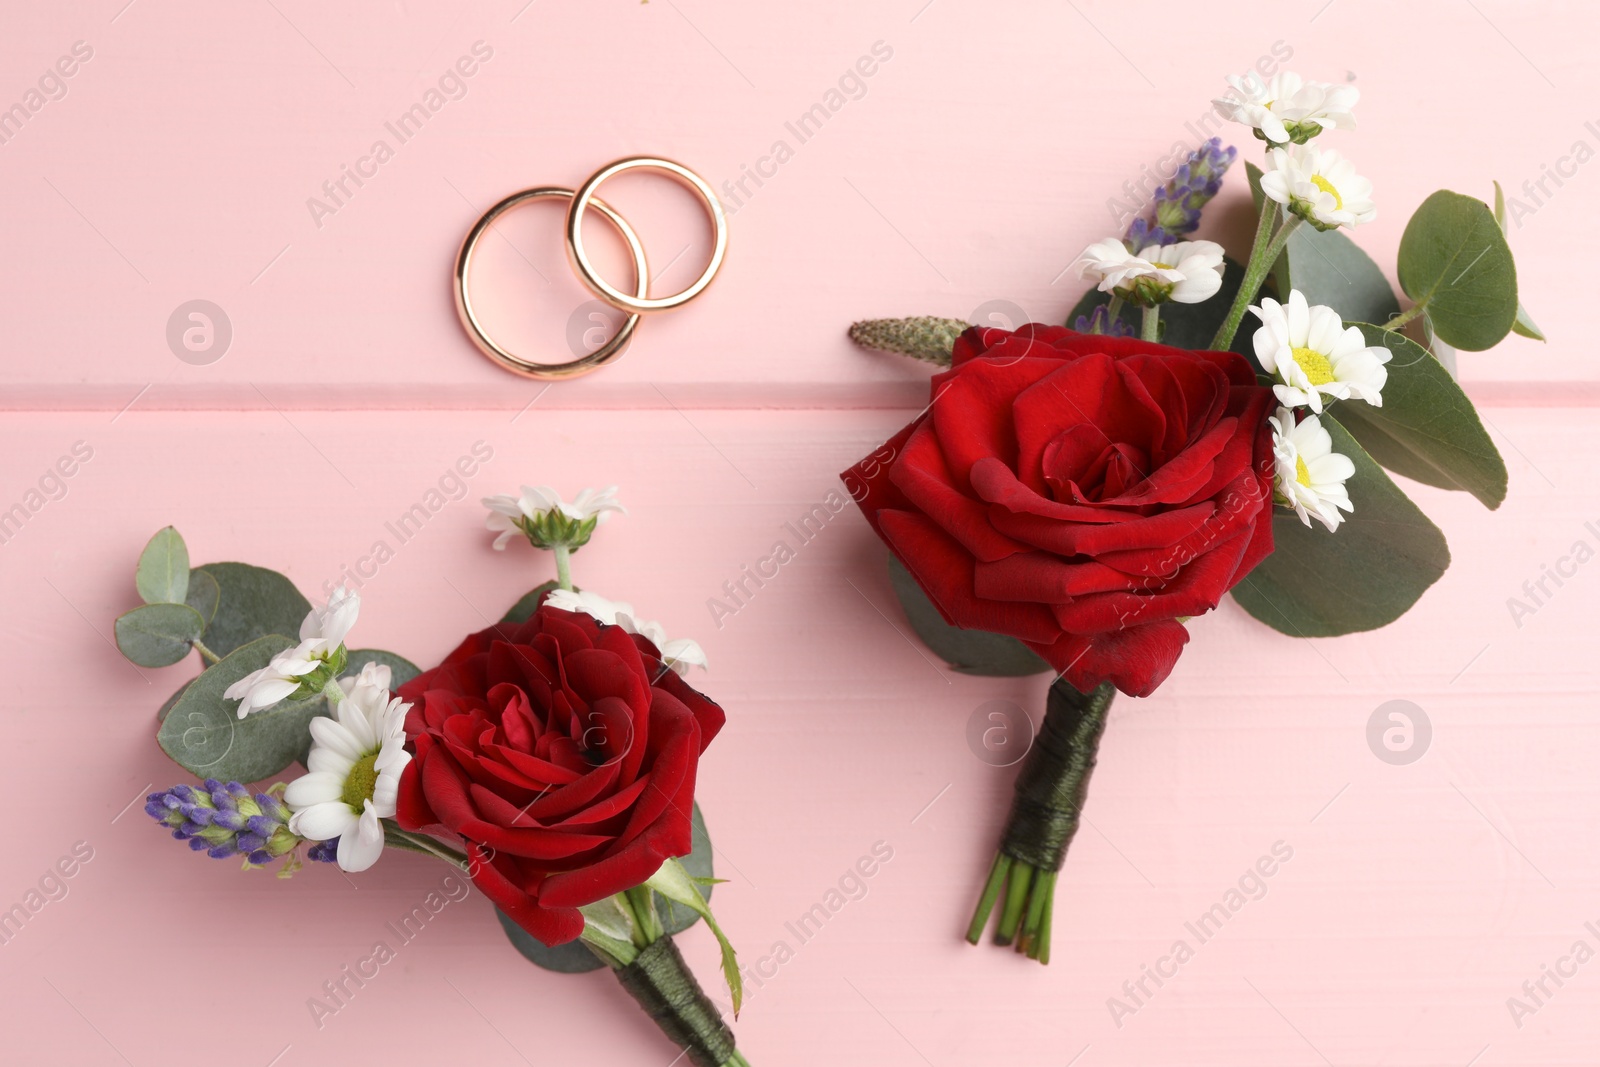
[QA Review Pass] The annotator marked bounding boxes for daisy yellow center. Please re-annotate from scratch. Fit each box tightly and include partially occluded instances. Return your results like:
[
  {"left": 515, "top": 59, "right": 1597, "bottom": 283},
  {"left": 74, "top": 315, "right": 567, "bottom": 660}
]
[
  {"left": 1295, "top": 455, "right": 1313, "bottom": 487},
  {"left": 1152, "top": 261, "right": 1176, "bottom": 270},
  {"left": 341, "top": 752, "right": 380, "bottom": 810},
  {"left": 1310, "top": 174, "right": 1343, "bottom": 210},
  {"left": 1291, "top": 346, "right": 1336, "bottom": 385}
]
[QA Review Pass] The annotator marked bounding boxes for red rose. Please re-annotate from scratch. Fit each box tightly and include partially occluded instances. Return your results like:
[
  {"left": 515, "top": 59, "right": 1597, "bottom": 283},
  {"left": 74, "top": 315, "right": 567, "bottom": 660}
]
[
  {"left": 395, "top": 604, "right": 724, "bottom": 945},
  {"left": 844, "top": 325, "right": 1277, "bottom": 697}
]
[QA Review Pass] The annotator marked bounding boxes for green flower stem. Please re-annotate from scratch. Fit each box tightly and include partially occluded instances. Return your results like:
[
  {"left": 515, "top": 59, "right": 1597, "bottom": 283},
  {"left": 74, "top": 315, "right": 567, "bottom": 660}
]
[
  {"left": 380, "top": 822, "right": 469, "bottom": 869},
  {"left": 965, "top": 854, "right": 1012, "bottom": 944},
  {"left": 321, "top": 678, "right": 345, "bottom": 705},
  {"left": 1208, "top": 199, "right": 1299, "bottom": 351},
  {"left": 965, "top": 679, "right": 1115, "bottom": 964},
  {"left": 553, "top": 544, "right": 574, "bottom": 591},
  {"left": 1104, "top": 295, "right": 1124, "bottom": 330},
  {"left": 1141, "top": 304, "right": 1161, "bottom": 342},
  {"left": 1383, "top": 303, "right": 1428, "bottom": 332},
  {"left": 191, "top": 638, "right": 220, "bottom": 665}
]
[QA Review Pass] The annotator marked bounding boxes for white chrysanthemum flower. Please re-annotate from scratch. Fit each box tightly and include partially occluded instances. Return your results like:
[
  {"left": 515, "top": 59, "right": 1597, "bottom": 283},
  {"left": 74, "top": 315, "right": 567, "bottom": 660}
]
[
  {"left": 1260, "top": 144, "right": 1375, "bottom": 231},
  {"left": 283, "top": 662, "right": 412, "bottom": 873},
  {"left": 1270, "top": 407, "right": 1355, "bottom": 531},
  {"left": 1133, "top": 241, "right": 1226, "bottom": 304},
  {"left": 544, "top": 587, "right": 708, "bottom": 675},
  {"left": 1250, "top": 290, "right": 1391, "bottom": 412},
  {"left": 1213, "top": 71, "right": 1358, "bottom": 145},
  {"left": 483, "top": 485, "right": 626, "bottom": 550},
  {"left": 1072, "top": 238, "right": 1225, "bottom": 307},
  {"left": 223, "top": 586, "right": 360, "bottom": 719},
  {"left": 1073, "top": 237, "right": 1156, "bottom": 293}
]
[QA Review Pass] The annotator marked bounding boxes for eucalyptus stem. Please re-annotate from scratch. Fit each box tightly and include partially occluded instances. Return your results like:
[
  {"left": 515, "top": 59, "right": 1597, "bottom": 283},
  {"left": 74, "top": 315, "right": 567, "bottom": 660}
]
[
  {"left": 1141, "top": 304, "right": 1160, "bottom": 342},
  {"left": 1383, "top": 303, "right": 1427, "bottom": 331},
  {"left": 191, "top": 638, "right": 220, "bottom": 665},
  {"left": 553, "top": 545, "right": 574, "bottom": 590},
  {"left": 1208, "top": 199, "right": 1293, "bottom": 351}
]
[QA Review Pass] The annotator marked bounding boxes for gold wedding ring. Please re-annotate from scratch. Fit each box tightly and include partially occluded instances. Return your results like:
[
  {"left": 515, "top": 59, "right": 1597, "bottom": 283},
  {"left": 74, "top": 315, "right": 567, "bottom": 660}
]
[
  {"left": 454, "top": 187, "right": 648, "bottom": 381},
  {"left": 455, "top": 157, "right": 725, "bottom": 380},
  {"left": 566, "top": 156, "right": 728, "bottom": 314}
]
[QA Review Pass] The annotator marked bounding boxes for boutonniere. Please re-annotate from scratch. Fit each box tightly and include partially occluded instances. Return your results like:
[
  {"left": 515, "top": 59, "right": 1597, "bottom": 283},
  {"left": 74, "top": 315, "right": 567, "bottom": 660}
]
[
  {"left": 119, "top": 485, "right": 753, "bottom": 1065},
  {"left": 841, "top": 68, "right": 1533, "bottom": 963}
]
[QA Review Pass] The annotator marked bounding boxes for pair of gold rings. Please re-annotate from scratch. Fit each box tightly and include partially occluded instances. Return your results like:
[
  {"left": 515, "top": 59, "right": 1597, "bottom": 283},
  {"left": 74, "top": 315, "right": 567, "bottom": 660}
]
[{"left": 454, "top": 156, "right": 728, "bottom": 380}]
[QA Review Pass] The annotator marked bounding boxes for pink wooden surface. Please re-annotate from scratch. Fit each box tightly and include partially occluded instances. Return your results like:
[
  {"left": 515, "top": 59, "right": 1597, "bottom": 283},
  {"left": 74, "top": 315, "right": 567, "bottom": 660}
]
[{"left": 3, "top": 2, "right": 1598, "bottom": 1065}]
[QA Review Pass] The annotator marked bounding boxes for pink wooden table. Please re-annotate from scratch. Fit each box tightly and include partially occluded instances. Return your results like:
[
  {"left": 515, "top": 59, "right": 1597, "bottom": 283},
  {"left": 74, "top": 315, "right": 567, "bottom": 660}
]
[{"left": 2, "top": 2, "right": 1596, "bottom": 1064}]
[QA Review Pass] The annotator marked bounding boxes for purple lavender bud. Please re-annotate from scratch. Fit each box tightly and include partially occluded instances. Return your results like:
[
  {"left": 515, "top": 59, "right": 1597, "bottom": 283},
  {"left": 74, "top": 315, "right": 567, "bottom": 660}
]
[
  {"left": 148, "top": 781, "right": 308, "bottom": 869},
  {"left": 307, "top": 839, "right": 339, "bottom": 864},
  {"left": 1073, "top": 304, "right": 1137, "bottom": 338},
  {"left": 1124, "top": 138, "right": 1237, "bottom": 245}
]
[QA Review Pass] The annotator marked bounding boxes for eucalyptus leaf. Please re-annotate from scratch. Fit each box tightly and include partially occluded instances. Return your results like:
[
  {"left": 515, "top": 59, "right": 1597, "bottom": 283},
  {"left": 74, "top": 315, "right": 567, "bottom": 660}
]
[
  {"left": 135, "top": 527, "right": 190, "bottom": 605},
  {"left": 1493, "top": 180, "right": 1545, "bottom": 342},
  {"left": 887, "top": 555, "right": 1049, "bottom": 676},
  {"left": 494, "top": 907, "right": 608, "bottom": 974},
  {"left": 156, "top": 679, "right": 194, "bottom": 724},
  {"left": 1245, "top": 161, "right": 1400, "bottom": 327},
  {"left": 343, "top": 649, "right": 422, "bottom": 690},
  {"left": 194, "top": 562, "right": 311, "bottom": 659},
  {"left": 156, "top": 634, "right": 327, "bottom": 781},
  {"left": 1232, "top": 415, "right": 1450, "bottom": 636},
  {"left": 1398, "top": 190, "right": 1517, "bottom": 351},
  {"left": 115, "top": 603, "right": 205, "bottom": 668},
  {"left": 501, "top": 581, "right": 559, "bottom": 624},
  {"left": 1333, "top": 324, "right": 1506, "bottom": 508},
  {"left": 184, "top": 568, "right": 220, "bottom": 626}
]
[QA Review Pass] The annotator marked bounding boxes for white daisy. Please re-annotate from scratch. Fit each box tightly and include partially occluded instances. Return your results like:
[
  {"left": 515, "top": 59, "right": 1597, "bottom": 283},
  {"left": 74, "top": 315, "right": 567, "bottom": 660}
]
[
  {"left": 1073, "top": 237, "right": 1156, "bottom": 294},
  {"left": 1250, "top": 290, "right": 1391, "bottom": 412},
  {"left": 483, "top": 485, "right": 626, "bottom": 550},
  {"left": 1213, "top": 71, "right": 1358, "bottom": 146},
  {"left": 223, "top": 585, "right": 360, "bottom": 719},
  {"left": 1269, "top": 407, "right": 1355, "bottom": 531},
  {"left": 544, "top": 587, "right": 708, "bottom": 675},
  {"left": 283, "top": 662, "right": 412, "bottom": 873},
  {"left": 1132, "top": 241, "right": 1226, "bottom": 304},
  {"left": 1260, "top": 144, "right": 1375, "bottom": 231}
]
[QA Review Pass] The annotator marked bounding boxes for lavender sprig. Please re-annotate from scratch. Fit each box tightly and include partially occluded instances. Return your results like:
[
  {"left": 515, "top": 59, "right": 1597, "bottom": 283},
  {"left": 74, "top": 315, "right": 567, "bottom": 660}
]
[
  {"left": 1125, "top": 138, "right": 1237, "bottom": 249},
  {"left": 146, "top": 779, "right": 332, "bottom": 872}
]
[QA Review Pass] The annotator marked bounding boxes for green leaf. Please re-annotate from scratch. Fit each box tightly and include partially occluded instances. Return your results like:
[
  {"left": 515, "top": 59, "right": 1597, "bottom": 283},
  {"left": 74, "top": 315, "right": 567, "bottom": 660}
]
[
  {"left": 644, "top": 857, "right": 743, "bottom": 1015},
  {"left": 1398, "top": 190, "right": 1517, "bottom": 351},
  {"left": 886, "top": 555, "right": 1049, "bottom": 675},
  {"left": 655, "top": 803, "right": 714, "bottom": 935},
  {"left": 156, "top": 634, "right": 327, "bottom": 781},
  {"left": 156, "top": 679, "right": 195, "bottom": 723},
  {"left": 1493, "top": 180, "right": 1545, "bottom": 342},
  {"left": 1232, "top": 415, "right": 1450, "bottom": 636},
  {"left": 494, "top": 907, "right": 608, "bottom": 974},
  {"left": 1333, "top": 324, "right": 1507, "bottom": 508},
  {"left": 1067, "top": 256, "right": 1254, "bottom": 358},
  {"left": 1245, "top": 161, "right": 1401, "bottom": 327},
  {"left": 501, "top": 581, "right": 559, "bottom": 624},
  {"left": 1511, "top": 305, "right": 1546, "bottom": 341},
  {"left": 115, "top": 603, "right": 205, "bottom": 667},
  {"left": 184, "top": 568, "right": 220, "bottom": 626},
  {"left": 343, "top": 649, "right": 422, "bottom": 689},
  {"left": 194, "top": 563, "right": 311, "bottom": 659},
  {"left": 135, "top": 527, "right": 190, "bottom": 605}
]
